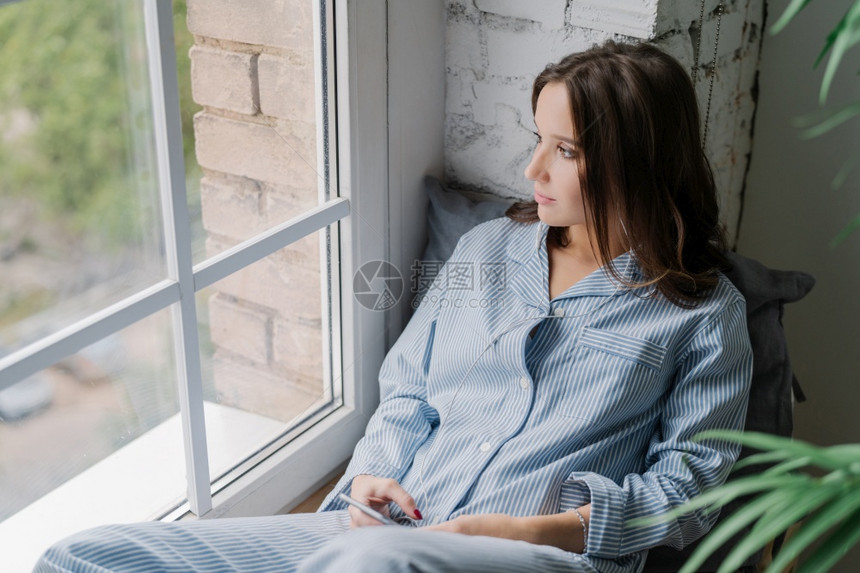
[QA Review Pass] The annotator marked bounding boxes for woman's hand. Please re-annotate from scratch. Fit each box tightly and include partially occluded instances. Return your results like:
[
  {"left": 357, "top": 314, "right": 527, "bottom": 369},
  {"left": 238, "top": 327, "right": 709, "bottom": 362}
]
[
  {"left": 424, "top": 507, "right": 590, "bottom": 553},
  {"left": 347, "top": 475, "right": 422, "bottom": 527},
  {"left": 425, "top": 513, "right": 533, "bottom": 542}
]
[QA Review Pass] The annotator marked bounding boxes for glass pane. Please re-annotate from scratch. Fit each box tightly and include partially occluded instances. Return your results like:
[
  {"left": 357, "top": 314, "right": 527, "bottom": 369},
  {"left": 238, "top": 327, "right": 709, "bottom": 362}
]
[
  {"left": 186, "top": 0, "right": 323, "bottom": 265},
  {"left": 0, "top": 309, "right": 183, "bottom": 570},
  {"left": 0, "top": 0, "right": 168, "bottom": 357},
  {"left": 197, "top": 229, "right": 333, "bottom": 484}
]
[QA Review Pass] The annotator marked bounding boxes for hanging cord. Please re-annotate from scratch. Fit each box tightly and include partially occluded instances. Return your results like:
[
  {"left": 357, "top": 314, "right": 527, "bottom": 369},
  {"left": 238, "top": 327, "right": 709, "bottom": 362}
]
[
  {"left": 692, "top": 1, "right": 706, "bottom": 85},
  {"left": 692, "top": 1, "right": 724, "bottom": 150}
]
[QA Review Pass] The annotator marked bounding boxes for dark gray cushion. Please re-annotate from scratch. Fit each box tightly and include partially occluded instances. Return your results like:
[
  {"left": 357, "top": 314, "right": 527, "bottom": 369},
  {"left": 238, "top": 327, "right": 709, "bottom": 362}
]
[{"left": 723, "top": 251, "right": 814, "bottom": 438}]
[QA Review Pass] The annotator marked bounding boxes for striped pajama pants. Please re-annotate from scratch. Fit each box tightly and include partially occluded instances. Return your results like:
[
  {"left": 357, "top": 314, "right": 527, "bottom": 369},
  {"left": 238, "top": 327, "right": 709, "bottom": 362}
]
[{"left": 32, "top": 510, "right": 630, "bottom": 572}]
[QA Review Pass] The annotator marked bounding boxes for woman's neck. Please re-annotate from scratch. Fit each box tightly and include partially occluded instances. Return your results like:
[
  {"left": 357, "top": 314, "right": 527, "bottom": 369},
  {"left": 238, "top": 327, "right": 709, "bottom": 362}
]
[
  {"left": 547, "top": 227, "right": 601, "bottom": 299},
  {"left": 556, "top": 224, "right": 627, "bottom": 264}
]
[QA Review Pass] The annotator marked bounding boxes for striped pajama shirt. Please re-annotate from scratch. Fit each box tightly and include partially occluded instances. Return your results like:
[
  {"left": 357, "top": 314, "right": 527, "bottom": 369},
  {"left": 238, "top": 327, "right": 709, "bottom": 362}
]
[{"left": 37, "top": 218, "right": 752, "bottom": 573}]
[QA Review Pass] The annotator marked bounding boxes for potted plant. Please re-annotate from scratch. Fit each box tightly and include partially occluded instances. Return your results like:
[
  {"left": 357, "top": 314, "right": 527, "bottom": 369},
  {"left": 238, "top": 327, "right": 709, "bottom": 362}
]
[{"left": 636, "top": 430, "right": 860, "bottom": 572}]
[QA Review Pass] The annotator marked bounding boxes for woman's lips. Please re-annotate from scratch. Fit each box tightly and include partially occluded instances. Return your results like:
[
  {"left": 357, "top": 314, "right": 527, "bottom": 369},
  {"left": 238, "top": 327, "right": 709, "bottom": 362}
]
[{"left": 534, "top": 191, "right": 555, "bottom": 205}]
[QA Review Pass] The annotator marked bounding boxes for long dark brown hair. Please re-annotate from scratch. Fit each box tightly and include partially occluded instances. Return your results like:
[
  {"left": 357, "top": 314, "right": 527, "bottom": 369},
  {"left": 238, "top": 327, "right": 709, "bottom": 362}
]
[{"left": 508, "top": 40, "right": 728, "bottom": 307}]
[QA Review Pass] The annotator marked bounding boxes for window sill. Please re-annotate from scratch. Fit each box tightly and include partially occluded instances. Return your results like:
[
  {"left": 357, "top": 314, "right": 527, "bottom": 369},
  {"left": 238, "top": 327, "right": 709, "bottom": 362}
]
[{"left": 1, "top": 401, "right": 285, "bottom": 572}]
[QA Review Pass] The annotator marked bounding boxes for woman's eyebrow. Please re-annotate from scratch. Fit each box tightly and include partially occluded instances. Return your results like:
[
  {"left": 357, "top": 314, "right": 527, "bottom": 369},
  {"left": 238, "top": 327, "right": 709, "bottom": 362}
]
[
  {"left": 551, "top": 134, "right": 578, "bottom": 146},
  {"left": 532, "top": 121, "right": 579, "bottom": 146}
]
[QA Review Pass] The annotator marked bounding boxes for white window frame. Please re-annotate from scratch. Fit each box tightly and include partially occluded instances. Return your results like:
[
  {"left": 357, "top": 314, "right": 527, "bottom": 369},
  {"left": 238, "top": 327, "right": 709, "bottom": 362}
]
[
  {"left": 202, "top": 0, "right": 393, "bottom": 519},
  {"left": 197, "top": 0, "right": 448, "bottom": 519},
  {"left": 0, "top": 0, "right": 386, "bottom": 524},
  {"left": 1, "top": 6, "right": 448, "bottom": 567}
]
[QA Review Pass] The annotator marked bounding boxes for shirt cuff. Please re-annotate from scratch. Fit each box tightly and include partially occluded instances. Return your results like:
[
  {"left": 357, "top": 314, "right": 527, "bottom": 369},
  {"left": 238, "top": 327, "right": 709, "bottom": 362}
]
[{"left": 560, "top": 472, "right": 628, "bottom": 559}]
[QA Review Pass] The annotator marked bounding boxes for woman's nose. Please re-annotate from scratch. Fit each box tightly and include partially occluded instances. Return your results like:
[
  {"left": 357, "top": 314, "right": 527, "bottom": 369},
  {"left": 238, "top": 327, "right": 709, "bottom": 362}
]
[{"left": 524, "top": 147, "right": 549, "bottom": 182}]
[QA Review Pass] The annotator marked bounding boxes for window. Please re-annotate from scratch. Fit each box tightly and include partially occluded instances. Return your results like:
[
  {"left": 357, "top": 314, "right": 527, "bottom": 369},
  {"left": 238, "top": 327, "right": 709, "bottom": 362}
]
[{"left": 0, "top": 0, "right": 390, "bottom": 569}]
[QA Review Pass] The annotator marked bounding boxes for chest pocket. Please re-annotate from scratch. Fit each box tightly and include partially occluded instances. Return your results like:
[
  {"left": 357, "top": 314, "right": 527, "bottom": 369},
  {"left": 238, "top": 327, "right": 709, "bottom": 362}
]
[
  {"left": 550, "top": 327, "right": 668, "bottom": 423},
  {"left": 578, "top": 327, "right": 667, "bottom": 371}
]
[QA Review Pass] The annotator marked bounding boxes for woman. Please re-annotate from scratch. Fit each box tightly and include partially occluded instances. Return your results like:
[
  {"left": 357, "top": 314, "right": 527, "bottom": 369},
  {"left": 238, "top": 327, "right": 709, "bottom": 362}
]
[{"left": 36, "top": 40, "right": 751, "bottom": 573}]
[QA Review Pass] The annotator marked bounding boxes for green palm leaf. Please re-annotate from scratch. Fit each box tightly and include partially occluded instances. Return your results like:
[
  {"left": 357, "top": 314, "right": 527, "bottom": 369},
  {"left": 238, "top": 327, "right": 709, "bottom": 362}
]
[
  {"left": 830, "top": 211, "right": 860, "bottom": 247},
  {"left": 769, "top": 0, "right": 814, "bottom": 35},
  {"left": 628, "top": 474, "right": 808, "bottom": 528},
  {"left": 798, "top": 510, "right": 860, "bottom": 572},
  {"left": 718, "top": 482, "right": 846, "bottom": 572},
  {"left": 678, "top": 487, "right": 808, "bottom": 573},
  {"left": 731, "top": 450, "right": 795, "bottom": 472},
  {"left": 814, "top": 16, "right": 845, "bottom": 69},
  {"left": 767, "top": 486, "right": 860, "bottom": 573},
  {"left": 769, "top": 0, "right": 860, "bottom": 244},
  {"left": 818, "top": 3, "right": 860, "bottom": 104},
  {"left": 678, "top": 432, "right": 860, "bottom": 572},
  {"left": 696, "top": 431, "right": 860, "bottom": 470},
  {"left": 761, "top": 455, "right": 813, "bottom": 476},
  {"left": 831, "top": 154, "right": 859, "bottom": 190},
  {"left": 793, "top": 101, "right": 860, "bottom": 139}
]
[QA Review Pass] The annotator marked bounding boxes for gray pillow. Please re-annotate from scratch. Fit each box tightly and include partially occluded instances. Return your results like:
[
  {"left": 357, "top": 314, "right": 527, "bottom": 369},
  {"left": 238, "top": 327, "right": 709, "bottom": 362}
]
[{"left": 422, "top": 175, "right": 511, "bottom": 265}]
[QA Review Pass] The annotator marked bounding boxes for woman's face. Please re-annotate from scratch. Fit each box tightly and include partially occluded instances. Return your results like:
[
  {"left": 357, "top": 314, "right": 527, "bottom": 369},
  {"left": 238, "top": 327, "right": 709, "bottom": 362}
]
[{"left": 524, "top": 82, "right": 585, "bottom": 230}]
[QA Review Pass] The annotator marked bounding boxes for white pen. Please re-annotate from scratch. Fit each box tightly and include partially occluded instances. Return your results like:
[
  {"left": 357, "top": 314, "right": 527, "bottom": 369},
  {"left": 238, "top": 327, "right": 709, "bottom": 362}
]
[{"left": 337, "top": 493, "right": 401, "bottom": 526}]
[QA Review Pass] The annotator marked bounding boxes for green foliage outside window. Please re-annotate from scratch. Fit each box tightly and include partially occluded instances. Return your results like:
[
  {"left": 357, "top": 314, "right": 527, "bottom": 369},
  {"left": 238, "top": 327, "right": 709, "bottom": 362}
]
[{"left": 0, "top": 0, "right": 198, "bottom": 245}]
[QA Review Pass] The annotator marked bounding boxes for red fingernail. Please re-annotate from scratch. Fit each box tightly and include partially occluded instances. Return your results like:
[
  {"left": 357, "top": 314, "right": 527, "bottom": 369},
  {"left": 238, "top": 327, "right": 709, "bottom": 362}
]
[{"left": 414, "top": 509, "right": 423, "bottom": 520}]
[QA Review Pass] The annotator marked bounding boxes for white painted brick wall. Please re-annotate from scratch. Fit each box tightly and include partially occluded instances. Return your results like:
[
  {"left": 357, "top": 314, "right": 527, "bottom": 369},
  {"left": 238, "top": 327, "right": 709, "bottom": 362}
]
[
  {"left": 444, "top": 0, "right": 764, "bottom": 244},
  {"left": 474, "top": 0, "right": 566, "bottom": 29},
  {"left": 696, "top": 7, "right": 747, "bottom": 67},
  {"left": 656, "top": 0, "right": 725, "bottom": 35},
  {"left": 483, "top": 26, "right": 576, "bottom": 79},
  {"left": 446, "top": 15, "right": 486, "bottom": 75},
  {"left": 569, "top": 0, "right": 660, "bottom": 39},
  {"left": 472, "top": 81, "right": 532, "bottom": 127}
]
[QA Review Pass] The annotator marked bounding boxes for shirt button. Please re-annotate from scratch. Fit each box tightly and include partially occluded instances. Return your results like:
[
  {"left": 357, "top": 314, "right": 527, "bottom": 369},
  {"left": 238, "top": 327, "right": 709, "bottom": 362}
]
[
  {"left": 479, "top": 441, "right": 492, "bottom": 453},
  {"left": 519, "top": 376, "right": 529, "bottom": 390},
  {"left": 553, "top": 307, "right": 565, "bottom": 317}
]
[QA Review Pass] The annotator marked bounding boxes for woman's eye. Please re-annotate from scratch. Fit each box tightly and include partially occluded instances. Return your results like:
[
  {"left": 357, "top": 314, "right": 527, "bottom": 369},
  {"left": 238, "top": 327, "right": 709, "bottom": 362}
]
[{"left": 558, "top": 146, "right": 575, "bottom": 159}]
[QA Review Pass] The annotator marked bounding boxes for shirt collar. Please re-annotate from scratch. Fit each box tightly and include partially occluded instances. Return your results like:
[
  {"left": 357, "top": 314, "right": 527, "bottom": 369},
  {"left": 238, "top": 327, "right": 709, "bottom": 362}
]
[
  {"left": 505, "top": 222, "right": 644, "bottom": 305},
  {"left": 505, "top": 220, "right": 546, "bottom": 265}
]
